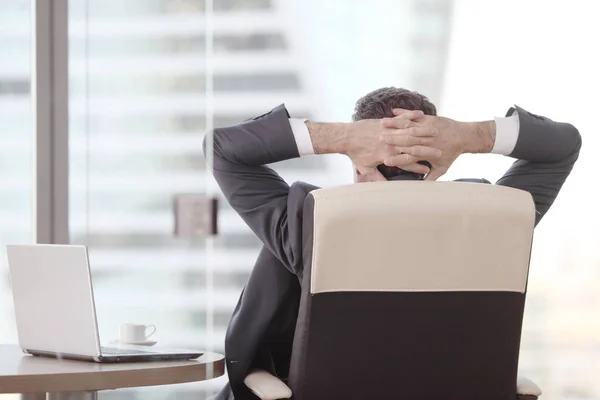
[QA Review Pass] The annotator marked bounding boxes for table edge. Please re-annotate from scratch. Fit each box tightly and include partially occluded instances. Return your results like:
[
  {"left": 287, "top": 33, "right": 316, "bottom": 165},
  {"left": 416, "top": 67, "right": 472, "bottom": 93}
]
[{"left": 0, "top": 358, "right": 225, "bottom": 394}]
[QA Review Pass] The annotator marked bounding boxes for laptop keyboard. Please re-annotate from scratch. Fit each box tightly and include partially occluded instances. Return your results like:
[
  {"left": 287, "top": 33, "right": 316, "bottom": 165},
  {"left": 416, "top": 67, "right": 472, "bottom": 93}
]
[{"left": 101, "top": 346, "right": 154, "bottom": 355}]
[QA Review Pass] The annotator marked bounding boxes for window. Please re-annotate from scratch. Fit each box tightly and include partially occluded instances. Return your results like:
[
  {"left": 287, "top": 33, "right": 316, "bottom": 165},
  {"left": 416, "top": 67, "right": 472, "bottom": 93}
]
[
  {"left": 0, "top": 0, "right": 33, "bottom": 345},
  {"left": 68, "top": 0, "right": 318, "bottom": 398}
]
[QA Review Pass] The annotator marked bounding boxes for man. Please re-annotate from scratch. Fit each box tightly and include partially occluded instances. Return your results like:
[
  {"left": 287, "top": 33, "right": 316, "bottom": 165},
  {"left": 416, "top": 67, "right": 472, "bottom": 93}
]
[{"left": 206, "top": 87, "right": 581, "bottom": 399}]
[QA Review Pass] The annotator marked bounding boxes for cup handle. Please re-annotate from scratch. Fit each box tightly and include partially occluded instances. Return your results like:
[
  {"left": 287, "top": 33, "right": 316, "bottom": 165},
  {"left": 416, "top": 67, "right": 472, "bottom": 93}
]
[{"left": 145, "top": 324, "right": 156, "bottom": 339}]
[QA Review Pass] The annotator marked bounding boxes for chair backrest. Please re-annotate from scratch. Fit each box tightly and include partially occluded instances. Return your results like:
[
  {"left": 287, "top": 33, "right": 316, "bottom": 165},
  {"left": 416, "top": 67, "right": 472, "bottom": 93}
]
[{"left": 288, "top": 181, "right": 535, "bottom": 400}]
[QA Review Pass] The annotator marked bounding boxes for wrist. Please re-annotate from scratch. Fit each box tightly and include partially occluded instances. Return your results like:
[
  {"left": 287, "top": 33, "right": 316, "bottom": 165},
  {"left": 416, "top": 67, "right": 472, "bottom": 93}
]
[
  {"left": 461, "top": 121, "right": 495, "bottom": 154},
  {"left": 306, "top": 121, "right": 350, "bottom": 155}
]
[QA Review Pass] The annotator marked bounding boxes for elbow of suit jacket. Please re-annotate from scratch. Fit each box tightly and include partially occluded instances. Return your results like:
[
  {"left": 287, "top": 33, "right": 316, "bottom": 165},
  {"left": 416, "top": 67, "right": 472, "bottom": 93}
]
[
  {"left": 562, "top": 122, "right": 582, "bottom": 160},
  {"left": 203, "top": 128, "right": 224, "bottom": 161}
]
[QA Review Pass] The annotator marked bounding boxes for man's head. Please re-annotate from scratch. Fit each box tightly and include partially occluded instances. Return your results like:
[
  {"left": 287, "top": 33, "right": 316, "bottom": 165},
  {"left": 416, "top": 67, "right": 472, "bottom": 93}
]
[{"left": 352, "top": 87, "right": 437, "bottom": 182}]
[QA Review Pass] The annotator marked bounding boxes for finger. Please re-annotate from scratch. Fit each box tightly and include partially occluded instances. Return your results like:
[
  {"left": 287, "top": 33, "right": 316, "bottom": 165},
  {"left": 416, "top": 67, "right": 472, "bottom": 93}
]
[
  {"left": 380, "top": 135, "right": 433, "bottom": 147},
  {"left": 392, "top": 109, "right": 424, "bottom": 119},
  {"left": 379, "top": 132, "right": 436, "bottom": 148},
  {"left": 381, "top": 117, "right": 414, "bottom": 129},
  {"left": 392, "top": 108, "right": 409, "bottom": 116},
  {"left": 399, "top": 162, "right": 430, "bottom": 175},
  {"left": 380, "top": 126, "right": 438, "bottom": 139},
  {"left": 383, "top": 153, "right": 419, "bottom": 167},
  {"left": 401, "top": 126, "right": 438, "bottom": 137},
  {"left": 424, "top": 167, "right": 446, "bottom": 181},
  {"left": 381, "top": 124, "right": 439, "bottom": 137},
  {"left": 395, "top": 145, "right": 442, "bottom": 158},
  {"left": 393, "top": 109, "right": 424, "bottom": 121}
]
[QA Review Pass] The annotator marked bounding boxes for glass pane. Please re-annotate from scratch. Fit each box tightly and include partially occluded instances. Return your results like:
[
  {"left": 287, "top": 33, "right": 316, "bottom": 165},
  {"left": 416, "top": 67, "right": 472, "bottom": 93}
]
[
  {"left": 439, "top": 1, "right": 598, "bottom": 398},
  {"left": 69, "top": 1, "right": 222, "bottom": 398},
  {"left": 0, "top": 0, "right": 32, "bottom": 345}
]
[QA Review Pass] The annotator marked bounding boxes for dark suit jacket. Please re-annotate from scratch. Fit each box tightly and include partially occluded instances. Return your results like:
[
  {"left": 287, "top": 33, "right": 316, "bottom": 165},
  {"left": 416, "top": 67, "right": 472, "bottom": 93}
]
[{"left": 205, "top": 104, "right": 581, "bottom": 400}]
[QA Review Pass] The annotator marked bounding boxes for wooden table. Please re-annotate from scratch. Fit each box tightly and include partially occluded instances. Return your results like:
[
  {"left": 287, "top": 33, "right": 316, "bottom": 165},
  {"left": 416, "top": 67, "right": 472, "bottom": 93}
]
[{"left": 0, "top": 345, "right": 225, "bottom": 400}]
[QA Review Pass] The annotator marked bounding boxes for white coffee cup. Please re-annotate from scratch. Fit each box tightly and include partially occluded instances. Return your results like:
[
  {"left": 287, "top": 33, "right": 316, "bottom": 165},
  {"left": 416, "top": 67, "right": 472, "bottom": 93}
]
[{"left": 119, "top": 323, "right": 156, "bottom": 344}]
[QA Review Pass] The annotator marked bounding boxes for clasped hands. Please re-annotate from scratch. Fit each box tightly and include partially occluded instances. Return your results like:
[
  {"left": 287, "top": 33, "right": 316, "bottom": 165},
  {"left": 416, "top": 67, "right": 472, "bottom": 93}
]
[{"left": 349, "top": 109, "right": 469, "bottom": 181}]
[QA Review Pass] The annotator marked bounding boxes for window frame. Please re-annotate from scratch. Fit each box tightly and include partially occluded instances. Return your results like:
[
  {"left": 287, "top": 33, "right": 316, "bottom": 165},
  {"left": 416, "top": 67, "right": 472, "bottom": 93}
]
[{"left": 32, "top": 0, "right": 69, "bottom": 244}]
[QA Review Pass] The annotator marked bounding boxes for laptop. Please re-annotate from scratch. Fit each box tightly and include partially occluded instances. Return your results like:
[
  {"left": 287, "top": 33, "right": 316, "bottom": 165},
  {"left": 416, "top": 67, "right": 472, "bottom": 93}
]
[{"left": 6, "top": 244, "right": 203, "bottom": 363}]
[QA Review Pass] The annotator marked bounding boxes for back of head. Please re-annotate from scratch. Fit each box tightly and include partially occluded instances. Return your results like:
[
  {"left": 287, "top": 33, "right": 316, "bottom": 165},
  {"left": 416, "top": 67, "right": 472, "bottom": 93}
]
[{"left": 352, "top": 87, "right": 437, "bottom": 180}]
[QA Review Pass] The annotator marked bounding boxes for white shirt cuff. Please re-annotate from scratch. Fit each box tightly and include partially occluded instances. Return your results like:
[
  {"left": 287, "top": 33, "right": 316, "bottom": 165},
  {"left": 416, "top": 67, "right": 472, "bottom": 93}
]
[
  {"left": 492, "top": 111, "right": 520, "bottom": 156},
  {"left": 289, "top": 118, "right": 314, "bottom": 156}
]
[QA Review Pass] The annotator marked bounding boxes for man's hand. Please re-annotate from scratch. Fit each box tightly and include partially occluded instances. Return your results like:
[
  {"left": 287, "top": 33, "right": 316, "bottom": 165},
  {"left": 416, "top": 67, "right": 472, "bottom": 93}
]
[
  {"left": 379, "top": 109, "right": 496, "bottom": 181},
  {"left": 307, "top": 109, "right": 442, "bottom": 180},
  {"left": 345, "top": 109, "right": 442, "bottom": 178}
]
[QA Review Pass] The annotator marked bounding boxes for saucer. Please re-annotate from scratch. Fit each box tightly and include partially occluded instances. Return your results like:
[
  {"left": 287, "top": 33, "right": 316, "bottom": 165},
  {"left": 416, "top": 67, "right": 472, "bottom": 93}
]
[
  {"left": 109, "top": 339, "right": 158, "bottom": 347},
  {"left": 126, "top": 340, "right": 157, "bottom": 347}
]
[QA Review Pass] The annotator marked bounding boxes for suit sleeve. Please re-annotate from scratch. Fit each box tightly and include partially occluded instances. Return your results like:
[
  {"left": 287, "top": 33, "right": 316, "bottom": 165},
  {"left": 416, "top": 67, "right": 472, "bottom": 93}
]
[
  {"left": 203, "top": 104, "right": 304, "bottom": 274},
  {"left": 496, "top": 105, "right": 582, "bottom": 226}
]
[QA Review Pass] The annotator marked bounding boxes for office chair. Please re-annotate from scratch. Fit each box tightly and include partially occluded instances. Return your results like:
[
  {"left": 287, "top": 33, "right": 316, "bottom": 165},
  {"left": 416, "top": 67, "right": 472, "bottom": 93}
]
[{"left": 244, "top": 181, "right": 543, "bottom": 400}]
